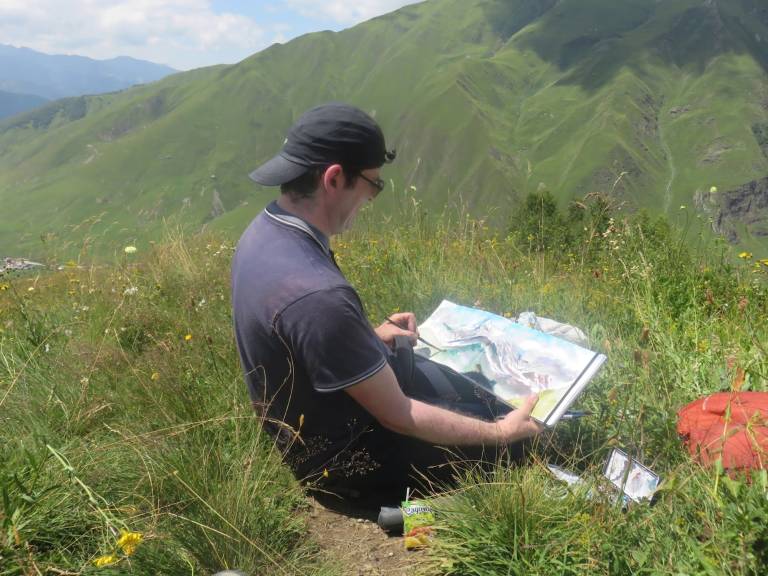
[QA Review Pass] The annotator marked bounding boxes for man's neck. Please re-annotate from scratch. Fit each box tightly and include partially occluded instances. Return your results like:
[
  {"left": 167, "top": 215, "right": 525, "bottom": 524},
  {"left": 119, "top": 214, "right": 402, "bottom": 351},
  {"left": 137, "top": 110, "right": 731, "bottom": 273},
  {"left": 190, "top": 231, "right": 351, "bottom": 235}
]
[{"left": 276, "top": 195, "right": 333, "bottom": 238}]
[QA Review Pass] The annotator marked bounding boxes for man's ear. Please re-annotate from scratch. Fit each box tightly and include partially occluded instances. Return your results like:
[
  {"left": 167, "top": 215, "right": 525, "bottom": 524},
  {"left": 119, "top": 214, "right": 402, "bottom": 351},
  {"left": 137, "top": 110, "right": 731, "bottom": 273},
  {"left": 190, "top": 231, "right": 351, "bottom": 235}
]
[{"left": 322, "top": 164, "right": 344, "bottom": 194}]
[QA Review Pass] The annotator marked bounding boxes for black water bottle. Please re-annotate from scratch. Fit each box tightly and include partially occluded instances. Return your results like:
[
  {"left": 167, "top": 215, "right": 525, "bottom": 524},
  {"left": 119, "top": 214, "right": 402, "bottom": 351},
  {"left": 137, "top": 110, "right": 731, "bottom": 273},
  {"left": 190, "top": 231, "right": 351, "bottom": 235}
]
[{"left": 376, "top": 506, "right": 404, "bottom": 534}]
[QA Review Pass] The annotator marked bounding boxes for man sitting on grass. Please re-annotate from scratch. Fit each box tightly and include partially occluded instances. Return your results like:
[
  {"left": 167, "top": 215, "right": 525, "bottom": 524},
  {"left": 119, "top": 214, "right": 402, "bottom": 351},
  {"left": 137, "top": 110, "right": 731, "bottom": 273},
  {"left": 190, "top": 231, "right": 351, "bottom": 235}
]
[{"left": 231, "top": 102, "right": 543, "bottom": 504}]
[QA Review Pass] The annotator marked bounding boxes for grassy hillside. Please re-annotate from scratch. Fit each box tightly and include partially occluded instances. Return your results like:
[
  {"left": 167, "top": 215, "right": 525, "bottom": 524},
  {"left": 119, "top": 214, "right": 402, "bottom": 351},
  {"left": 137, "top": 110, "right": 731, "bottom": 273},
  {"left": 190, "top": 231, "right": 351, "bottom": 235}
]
[
  {"left": 2, "top": 193, "right": 768, "bottom": 573},
  {"left": 0, "top": 0, "right": 767, "bottom": 258},
  {"left": 0, "top": 229, "right": 337, "bottom": 575}
]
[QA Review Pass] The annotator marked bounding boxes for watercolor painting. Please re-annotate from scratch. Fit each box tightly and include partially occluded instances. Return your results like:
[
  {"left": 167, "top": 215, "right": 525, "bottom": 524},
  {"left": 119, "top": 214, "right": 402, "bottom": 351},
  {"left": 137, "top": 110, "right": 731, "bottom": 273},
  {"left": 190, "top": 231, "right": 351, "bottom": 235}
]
[{"left": 415, "top": 300, "right": 606, "bottom": 425}]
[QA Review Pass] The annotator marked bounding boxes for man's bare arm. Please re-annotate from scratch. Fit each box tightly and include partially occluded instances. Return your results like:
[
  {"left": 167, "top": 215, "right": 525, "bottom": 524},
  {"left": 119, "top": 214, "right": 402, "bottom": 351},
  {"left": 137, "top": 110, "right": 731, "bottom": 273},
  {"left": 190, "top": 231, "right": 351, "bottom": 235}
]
[{"left": 345, "top": 364, "right": 543, "bottom": 446}]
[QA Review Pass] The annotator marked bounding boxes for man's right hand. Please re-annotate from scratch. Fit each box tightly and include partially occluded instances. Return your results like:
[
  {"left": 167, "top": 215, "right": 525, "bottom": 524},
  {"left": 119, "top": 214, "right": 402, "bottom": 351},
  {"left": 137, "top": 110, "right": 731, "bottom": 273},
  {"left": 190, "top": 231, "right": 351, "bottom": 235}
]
[
  {"left": 497, "top": 394, "right": 545, "bottom": 442},
  {"left": 374, "top": 312, "right": 418, "bottom": 348}
]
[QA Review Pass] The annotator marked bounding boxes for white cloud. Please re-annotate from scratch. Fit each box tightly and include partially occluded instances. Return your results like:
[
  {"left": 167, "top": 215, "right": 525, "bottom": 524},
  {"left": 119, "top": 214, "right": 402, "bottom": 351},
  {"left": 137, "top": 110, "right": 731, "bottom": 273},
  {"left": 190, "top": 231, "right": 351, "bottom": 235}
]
[
  {"left": 0, "top": 0, "right": 268, "bottom": 70},
  {"left": 285, "top": 0, "right": 424, "bottom": 25}
]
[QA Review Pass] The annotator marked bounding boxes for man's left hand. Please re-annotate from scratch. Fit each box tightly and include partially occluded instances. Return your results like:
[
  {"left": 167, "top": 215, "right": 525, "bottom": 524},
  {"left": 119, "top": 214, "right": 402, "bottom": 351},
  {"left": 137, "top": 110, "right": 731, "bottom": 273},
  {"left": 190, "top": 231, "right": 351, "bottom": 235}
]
[{"left": 375, "top": 312, "right": 418, "bottom": 348}]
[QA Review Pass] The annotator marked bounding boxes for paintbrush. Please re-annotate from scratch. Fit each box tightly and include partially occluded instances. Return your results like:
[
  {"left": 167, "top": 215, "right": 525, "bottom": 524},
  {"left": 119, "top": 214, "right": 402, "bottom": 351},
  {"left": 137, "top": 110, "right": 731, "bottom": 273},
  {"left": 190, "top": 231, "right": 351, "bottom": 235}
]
[{"left": 386, "top": 317, "right": 444, "bottom": 351}]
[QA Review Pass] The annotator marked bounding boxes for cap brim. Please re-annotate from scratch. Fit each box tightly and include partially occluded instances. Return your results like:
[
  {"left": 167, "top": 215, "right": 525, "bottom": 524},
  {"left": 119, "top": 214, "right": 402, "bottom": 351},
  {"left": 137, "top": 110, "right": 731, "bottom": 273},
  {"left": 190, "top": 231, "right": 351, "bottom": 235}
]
[{"left": 248, "top": 154, "right": 310, "bottom": 186}]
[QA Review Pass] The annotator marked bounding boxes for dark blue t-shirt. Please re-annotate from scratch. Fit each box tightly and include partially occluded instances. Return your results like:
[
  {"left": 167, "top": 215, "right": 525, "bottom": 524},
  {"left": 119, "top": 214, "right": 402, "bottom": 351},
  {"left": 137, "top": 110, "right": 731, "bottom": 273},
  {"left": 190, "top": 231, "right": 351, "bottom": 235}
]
[{"left": 231, "top": 201, "right": 391, "bottom": 479}]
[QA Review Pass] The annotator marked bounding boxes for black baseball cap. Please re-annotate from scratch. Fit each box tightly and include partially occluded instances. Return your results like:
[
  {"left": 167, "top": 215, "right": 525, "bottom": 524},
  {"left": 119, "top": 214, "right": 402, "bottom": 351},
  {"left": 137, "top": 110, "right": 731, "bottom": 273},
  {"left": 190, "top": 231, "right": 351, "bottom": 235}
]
[{"left": 248, "top": 102, "right": 396, "bottom": 186}]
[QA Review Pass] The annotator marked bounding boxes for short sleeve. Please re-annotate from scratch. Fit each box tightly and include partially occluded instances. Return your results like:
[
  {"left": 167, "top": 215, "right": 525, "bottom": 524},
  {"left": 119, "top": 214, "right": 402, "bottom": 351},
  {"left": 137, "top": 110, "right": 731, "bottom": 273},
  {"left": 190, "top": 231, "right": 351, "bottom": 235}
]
[{"left": 277, "top": 287, "right": 387, "bottom": 392}]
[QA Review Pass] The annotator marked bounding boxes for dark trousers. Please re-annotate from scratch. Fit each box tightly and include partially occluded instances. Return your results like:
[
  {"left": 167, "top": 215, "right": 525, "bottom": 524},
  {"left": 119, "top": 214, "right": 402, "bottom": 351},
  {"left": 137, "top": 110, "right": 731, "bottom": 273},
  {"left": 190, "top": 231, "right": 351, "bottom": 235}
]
[{"left": 311, "top": 355, "right": 526, "bottom": 507}]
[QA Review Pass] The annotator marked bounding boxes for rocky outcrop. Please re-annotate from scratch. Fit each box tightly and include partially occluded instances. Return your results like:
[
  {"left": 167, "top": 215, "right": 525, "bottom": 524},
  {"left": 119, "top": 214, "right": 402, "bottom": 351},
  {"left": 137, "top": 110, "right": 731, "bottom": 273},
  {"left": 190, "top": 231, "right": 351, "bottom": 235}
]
[
  {"left": 753, "top": 123, "right": 768, "bottom": 159},
  {"left": 210, "top": 189, "right": 225, "bottom": 219},
  {"left": 1, "top": 257, "right": 45, "bottom": 275},
  {"left": 694, "top": 176, "right": 768, "bottom": 243}
]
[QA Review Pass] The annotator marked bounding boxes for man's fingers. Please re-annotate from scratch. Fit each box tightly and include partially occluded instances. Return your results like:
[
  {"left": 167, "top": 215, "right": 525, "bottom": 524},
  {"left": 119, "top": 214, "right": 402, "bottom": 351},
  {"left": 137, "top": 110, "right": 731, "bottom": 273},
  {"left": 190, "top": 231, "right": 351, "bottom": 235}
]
[
  {"left": 389, "top": 312, "right": 407, "bottom": 325},
  {"left": 384, "top": 322, "right": 417, "bottom": 345},
  {"left": 500, "top": 396, "right": 545, "bottom": 441},
  {"left": 519, "top": 394, "right": 539, "bottom": 417},
  {"left": 397, "top": 328, "right": 418, "bottom": 345},
  {"left": 391, "top": 312, "right": 418, "bottom": 333},
  {"left": 528, "top": 419, "right": 546, "bottom": 434}
]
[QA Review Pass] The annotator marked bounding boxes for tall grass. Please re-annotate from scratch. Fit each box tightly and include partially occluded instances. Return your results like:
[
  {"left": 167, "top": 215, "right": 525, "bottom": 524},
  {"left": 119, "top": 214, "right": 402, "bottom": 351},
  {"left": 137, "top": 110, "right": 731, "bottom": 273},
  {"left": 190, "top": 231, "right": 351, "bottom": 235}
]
[
  {"left": 341, "top": 189, "right": 768, "bottom": 575},
  {"left": 2, "top": 188, "right": 767, "bottom": 574},
  {"left": 0, "top": 233, "right": 335, "bottom": 575}
]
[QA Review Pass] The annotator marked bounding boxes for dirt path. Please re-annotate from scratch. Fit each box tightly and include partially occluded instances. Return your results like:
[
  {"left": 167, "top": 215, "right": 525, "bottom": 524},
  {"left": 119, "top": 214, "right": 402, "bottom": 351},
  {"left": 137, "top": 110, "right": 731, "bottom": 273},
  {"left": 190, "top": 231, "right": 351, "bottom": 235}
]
[
  {"left": 306, "top": 497, "right": 423, "bottom": 575},
  {"left": 659, "top": 74, "right": 690, "bottom": 213}
]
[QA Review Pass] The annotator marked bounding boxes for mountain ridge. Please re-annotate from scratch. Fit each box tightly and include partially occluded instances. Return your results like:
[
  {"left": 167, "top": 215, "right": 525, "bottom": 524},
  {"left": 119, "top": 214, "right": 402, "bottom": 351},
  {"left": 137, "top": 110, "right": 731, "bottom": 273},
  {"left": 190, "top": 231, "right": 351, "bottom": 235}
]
[
  {"left": 0, "top": 90, "right": 49, "bottom": 120},
  {"left": 0, "top": 43, "right": 177, "bottom": 101}
]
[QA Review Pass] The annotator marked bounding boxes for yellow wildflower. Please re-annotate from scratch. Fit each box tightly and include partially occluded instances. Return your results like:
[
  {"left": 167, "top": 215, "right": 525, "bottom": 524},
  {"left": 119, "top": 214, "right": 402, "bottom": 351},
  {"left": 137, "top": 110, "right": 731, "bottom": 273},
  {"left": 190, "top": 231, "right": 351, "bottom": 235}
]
[
  {"left": 124, "top": 246, "right": 137, "bottom": 254},
  {"left": 27, "top": 286, "right": 34, "bottom": 292},
  {"left": 323, "top": 468, "right": 329, "bottom": 478},
  {"left": 150, "top": 372, "right": 160, "bottom": 381},
  {"left": 184, "top": 334, "right": 192, "bottom": 341},
  {"left": 117, "top": 530, "right": 143, "bottom": 556},
  {"left": 739, "top": 252, "right": 753, "bottom": 260},
  {"left": 710, "top": 186, "right": 718, "bottom": 193},
  {"left": 574, "top": 512, "right": 591, "bottom": 524},
  {"left": 0, "top": 284, "right": 8, "bottom": 291},
  {"left": 93, "top": 554, "right": 119, "bottom": 567}
]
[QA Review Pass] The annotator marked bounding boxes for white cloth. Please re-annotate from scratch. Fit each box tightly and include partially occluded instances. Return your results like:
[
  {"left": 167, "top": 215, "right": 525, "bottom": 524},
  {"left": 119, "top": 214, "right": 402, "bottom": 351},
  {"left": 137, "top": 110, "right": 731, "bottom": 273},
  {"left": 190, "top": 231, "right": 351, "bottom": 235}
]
[{"left": 516, "top": 311, "right": 589, "bottom": 347}]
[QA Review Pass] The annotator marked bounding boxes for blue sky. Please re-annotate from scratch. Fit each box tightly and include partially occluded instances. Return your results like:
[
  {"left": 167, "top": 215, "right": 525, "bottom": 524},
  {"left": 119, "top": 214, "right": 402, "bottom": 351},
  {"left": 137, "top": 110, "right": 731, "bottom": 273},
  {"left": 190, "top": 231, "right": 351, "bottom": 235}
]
[
  {"left": 0, "top": 1, "right": 423, "bottom": 70},
  {"left": 211, "top": 1, "right": 340, "bottom": 39}
]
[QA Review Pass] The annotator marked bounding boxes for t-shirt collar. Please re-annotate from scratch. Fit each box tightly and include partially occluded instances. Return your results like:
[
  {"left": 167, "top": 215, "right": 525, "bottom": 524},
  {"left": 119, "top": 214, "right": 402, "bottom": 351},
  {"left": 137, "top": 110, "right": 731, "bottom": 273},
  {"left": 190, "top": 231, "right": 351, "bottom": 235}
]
[{"left": 264, "top": 200, "right": 331, "bottom": 254}]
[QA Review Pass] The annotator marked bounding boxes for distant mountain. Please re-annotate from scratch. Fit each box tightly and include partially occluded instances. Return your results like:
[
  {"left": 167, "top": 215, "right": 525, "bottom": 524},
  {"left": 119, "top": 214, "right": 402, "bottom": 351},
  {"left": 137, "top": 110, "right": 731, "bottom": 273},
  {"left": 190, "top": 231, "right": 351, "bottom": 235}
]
[
  {"left": 0, "top": 90, "right": 48, "bottom": 119},
  {"left": 0, "top": 0, "right": 766, "bottom": 258},
  {"left": 0, "top": 44, "right": 177, "bottom": 100}
]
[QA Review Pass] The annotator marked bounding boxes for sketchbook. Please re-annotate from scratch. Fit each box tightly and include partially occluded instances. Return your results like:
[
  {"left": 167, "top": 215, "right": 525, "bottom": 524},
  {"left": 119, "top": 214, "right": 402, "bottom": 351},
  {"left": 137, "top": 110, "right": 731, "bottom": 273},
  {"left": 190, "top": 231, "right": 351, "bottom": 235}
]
[{"left": 414, "top": 300, "right": 607, "bottom": 427}]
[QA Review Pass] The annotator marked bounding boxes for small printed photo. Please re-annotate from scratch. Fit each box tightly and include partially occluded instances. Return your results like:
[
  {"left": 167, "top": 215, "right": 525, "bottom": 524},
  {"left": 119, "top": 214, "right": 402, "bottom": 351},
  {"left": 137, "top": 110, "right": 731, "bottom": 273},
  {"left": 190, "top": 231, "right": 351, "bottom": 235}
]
[
  {"left": 547, "top": 464, "right": 582, "bottom": 487},
  {"left": 603, "top": 448, "right": 660, "bottom": 502}
]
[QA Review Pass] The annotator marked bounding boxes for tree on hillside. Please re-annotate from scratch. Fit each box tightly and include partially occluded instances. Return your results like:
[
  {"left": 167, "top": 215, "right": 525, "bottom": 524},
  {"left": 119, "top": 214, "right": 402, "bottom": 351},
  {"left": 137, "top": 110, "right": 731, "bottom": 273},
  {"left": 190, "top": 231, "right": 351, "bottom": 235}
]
[{"left": 511, "top": 189, "right": 572, "bottom": 251}]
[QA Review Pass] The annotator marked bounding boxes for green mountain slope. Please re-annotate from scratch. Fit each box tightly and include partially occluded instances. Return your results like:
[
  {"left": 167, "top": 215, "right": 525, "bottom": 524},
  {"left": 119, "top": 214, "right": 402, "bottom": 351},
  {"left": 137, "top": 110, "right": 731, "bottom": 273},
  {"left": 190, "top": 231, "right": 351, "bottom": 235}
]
[{"left": 1, "top": 0, "right": 767, "bottom": 258}]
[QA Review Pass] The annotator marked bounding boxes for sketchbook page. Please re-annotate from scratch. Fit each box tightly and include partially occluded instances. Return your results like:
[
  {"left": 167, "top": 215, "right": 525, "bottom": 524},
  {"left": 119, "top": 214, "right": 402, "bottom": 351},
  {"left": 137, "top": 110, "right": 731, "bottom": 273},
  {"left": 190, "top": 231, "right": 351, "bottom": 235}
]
[
  {"left": 545, "top": 353, "right": 606, "bottom": 426},
  {"left": 416, "top": 300, "right": 600, "bottom": 424}
]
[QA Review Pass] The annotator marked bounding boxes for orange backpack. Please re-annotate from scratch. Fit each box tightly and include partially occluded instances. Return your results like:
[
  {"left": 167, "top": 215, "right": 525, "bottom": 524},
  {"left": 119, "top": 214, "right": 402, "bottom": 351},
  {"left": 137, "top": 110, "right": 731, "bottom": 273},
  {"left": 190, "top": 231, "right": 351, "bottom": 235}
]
[{"left": 677, "top": 392, "right": 768, "bottom": 470}]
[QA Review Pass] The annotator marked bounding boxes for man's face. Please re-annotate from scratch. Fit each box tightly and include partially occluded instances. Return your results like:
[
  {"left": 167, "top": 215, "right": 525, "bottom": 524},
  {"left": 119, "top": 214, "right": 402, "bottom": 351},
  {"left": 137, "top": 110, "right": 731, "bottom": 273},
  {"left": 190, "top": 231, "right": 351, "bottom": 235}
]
[{"left": 333, "top": 167, "right": 383, "bottom": 234}]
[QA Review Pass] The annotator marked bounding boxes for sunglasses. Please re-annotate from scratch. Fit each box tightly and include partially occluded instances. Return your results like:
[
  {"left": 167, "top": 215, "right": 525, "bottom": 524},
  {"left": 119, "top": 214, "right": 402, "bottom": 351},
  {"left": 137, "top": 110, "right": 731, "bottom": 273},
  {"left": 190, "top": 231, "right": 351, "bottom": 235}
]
[{"left": 358, "top": 173, "right": 386, "bottom": 195}]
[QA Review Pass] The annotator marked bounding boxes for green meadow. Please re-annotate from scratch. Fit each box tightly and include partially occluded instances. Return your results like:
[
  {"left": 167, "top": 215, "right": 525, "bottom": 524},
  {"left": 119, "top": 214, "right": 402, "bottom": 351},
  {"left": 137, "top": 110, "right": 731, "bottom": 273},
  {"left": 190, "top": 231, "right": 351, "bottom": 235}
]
[{"left": 2, "top": 188, "right": 768, "bottom": 574}]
